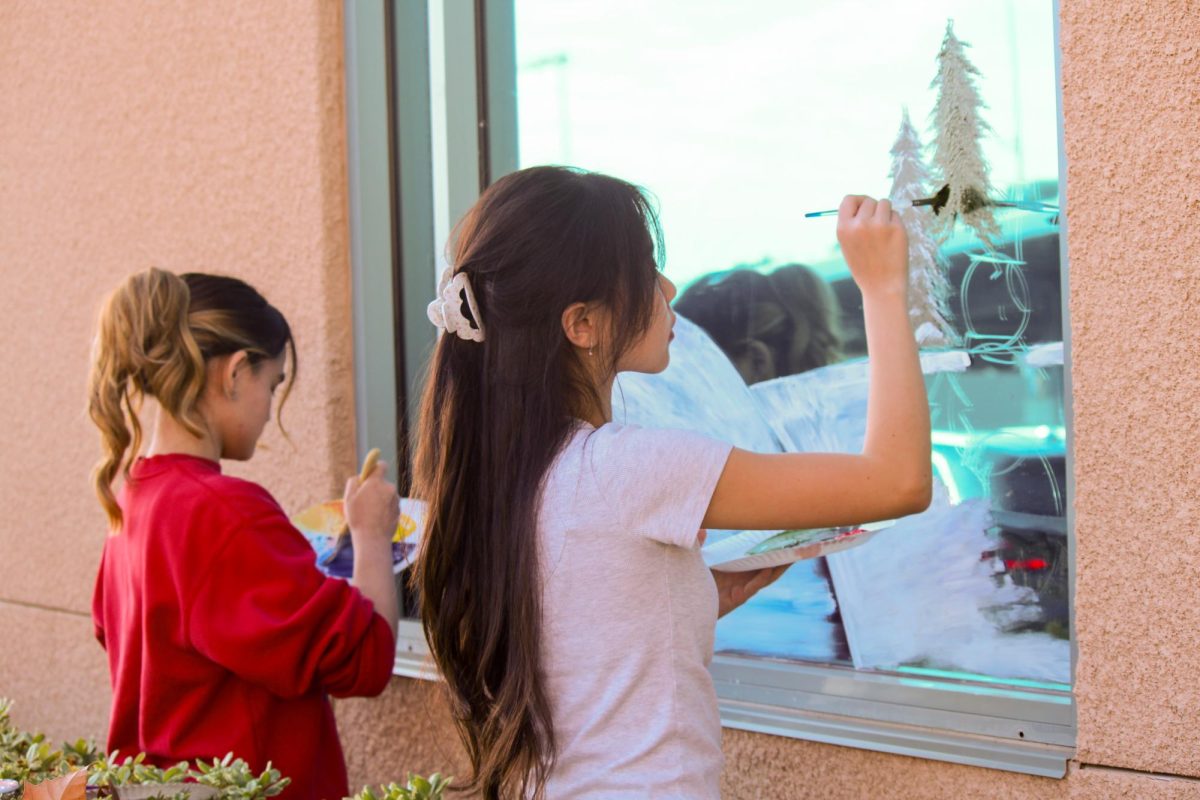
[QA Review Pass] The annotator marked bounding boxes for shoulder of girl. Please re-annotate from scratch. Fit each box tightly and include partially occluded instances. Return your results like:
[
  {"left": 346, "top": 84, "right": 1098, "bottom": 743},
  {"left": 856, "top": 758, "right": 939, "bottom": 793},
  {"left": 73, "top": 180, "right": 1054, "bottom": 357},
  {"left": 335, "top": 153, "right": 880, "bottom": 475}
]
[
  {"left": 588, "top": 423, "right": 711, "bottom": 468},
  {"left": 598, "top": 422, "right": 706, "bottom": 447},
  {"left": 189, "top": 472, "right": 286, "bottom": 523}
]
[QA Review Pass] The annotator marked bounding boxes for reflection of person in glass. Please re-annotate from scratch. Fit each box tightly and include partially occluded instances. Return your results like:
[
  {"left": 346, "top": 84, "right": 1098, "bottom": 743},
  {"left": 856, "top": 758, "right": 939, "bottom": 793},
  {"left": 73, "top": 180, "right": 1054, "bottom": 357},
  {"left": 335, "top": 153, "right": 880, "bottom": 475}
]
[
  {"left": 675, "top": 263, "right": 843, "bottom": 384},
  {"left": 676, "top": 264, "right": 854, "bottom": 659},
  {"left": 412, "top": 167, "right": 930, "bottom": 799}
]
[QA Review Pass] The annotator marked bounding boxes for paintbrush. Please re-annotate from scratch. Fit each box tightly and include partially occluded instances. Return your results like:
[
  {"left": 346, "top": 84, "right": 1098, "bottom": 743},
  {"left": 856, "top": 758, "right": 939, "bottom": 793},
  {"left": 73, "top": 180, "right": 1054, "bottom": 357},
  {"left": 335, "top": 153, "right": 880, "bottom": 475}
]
[
  {"left": 803, "top": 184, "right": 951, "bottom": 218},
  {"left": 804, "top": 184, "right": 1056, "bottom": 218},
  {"left": 320, "top": 448, "right": 381, "bottom": 566}
]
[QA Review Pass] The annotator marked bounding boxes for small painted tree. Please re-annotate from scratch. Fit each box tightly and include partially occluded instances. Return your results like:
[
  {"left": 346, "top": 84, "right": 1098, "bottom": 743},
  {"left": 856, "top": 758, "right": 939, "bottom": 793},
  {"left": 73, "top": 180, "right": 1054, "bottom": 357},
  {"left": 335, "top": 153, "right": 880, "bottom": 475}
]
[
  {"left": 889, "top": 108, "right": 956, "bottom": 346},
  {"left": 929, "top": 20, "right": 1001, "bottom": 248}
]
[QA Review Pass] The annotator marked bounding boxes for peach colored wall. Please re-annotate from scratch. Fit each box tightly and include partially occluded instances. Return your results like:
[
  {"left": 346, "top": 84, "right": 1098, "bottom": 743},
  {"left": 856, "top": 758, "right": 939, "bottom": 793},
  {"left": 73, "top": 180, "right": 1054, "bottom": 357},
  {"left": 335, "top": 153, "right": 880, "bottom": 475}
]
[
  {"left": 0, "top": 0, "right": 355, "bottom": 741},
  {"left": 5, "top": 0, "right": 1200, "bottom": 798},
  {"left": 337, "top": 679, "right": 1200, "bottom": 799},
  {"left": 1062, "top": 0, "right": 1200, "bottom": 781}
]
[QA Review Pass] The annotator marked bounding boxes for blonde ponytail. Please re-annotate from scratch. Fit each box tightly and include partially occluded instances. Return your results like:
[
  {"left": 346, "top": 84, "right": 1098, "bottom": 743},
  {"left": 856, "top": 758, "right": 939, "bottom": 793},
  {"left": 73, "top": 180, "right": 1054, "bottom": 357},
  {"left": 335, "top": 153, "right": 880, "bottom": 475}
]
[
  {"left": 87, "top": 268, "right": 207, "bottom": 528},
  {"left": 87, "top": 268, "right": 297, "bottom": 529}
]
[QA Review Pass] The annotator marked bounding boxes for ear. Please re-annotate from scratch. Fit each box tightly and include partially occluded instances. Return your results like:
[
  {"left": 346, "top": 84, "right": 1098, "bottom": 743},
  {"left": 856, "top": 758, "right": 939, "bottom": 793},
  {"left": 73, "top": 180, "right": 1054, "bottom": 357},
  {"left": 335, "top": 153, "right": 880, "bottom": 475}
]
[
  {"left": 561, "top": 302, "right": 598, "bottom": 350},
  {"left": 221, "top": 351, "right": 252, "bottom": 399}
]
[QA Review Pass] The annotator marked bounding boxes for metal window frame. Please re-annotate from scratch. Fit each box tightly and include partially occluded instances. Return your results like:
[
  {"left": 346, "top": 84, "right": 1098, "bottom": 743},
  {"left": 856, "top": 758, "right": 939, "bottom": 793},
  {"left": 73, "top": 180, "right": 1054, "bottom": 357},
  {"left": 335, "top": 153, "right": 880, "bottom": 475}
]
[
  {"left": 345, "top": 0, "right": 439, "bottom": 481},
  {"left": 356, "top": 0, "right": 1077, "bottom": 780},
  {"left": 346, "top": 0, "right": 500, "bottom": 639},
  {"left": 345, "top": 0, "right": 401, "bottom": 475}
]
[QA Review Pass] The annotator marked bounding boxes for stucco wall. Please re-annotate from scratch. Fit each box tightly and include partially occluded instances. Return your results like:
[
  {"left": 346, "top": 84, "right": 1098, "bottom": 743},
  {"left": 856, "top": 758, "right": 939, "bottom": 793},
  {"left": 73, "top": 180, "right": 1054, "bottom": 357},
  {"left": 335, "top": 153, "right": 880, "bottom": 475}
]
[
  {"left": 1061, "top": 0, "right": 1200, "bottom": 780},
  {"left": 337, "top": 677, "right": 1200, "bottom": 798},
  {"left": 0, "top": 0, "right": 355, "bottom": 740}
]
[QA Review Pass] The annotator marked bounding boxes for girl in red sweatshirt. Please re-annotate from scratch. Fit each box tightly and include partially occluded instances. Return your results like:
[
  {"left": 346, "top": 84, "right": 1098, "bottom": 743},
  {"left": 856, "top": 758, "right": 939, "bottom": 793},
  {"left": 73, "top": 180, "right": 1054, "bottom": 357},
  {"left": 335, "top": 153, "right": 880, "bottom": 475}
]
[{"left": 88, "top": 268, "right": 399, "bottom": 800}]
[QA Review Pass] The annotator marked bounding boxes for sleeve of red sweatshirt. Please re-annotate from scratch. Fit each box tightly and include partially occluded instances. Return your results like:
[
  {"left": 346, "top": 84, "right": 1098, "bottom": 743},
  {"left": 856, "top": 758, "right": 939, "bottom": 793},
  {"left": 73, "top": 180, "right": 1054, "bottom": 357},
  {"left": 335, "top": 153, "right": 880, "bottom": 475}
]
[
  {"left": 91, "top": 549, "right": 107, "bottom": 649},
  {"left": 186, "top": 509, "right": 396, "bottom": 699}
]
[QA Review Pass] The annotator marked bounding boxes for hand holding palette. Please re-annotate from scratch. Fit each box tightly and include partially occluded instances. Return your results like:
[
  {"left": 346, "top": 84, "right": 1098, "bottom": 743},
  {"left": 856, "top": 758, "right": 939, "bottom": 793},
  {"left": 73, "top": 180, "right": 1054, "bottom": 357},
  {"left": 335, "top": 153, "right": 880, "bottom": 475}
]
[{"left": 292, "top": 497, "right": 425, "bottom": 578}]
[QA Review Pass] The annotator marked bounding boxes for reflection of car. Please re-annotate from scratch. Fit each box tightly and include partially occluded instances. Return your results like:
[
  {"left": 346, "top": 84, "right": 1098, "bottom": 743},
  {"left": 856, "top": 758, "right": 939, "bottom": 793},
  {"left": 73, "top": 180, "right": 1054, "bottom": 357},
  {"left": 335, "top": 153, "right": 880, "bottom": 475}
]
[
  {"left": 933, "top": 426, "right": 1070, "bottom": 638},
  {"left": 819, "top": 180, "right": 1063, "bottom": 359},
  {"left": 830, "top": 230, "right": 1063, "bottom": 360}
]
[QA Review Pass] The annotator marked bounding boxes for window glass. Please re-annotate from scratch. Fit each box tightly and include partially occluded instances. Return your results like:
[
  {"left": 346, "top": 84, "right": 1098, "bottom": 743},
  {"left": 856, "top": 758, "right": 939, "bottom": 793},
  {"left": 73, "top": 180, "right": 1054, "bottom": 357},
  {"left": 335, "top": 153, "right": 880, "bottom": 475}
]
[{"left": 515, "top": 0, "right": 1069, "bottom": 687}]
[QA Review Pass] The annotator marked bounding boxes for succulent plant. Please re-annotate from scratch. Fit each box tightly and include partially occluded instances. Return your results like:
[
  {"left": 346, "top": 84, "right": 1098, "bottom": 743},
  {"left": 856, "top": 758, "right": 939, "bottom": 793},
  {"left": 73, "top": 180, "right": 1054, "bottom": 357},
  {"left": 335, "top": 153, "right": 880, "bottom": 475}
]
[
  {"left": 190, "top": 754, "right": 288, "bottom": 800},
  {"left": 0, "top": 700, "right": 99, "bottom": 785},
  {"left": 345, "top": 774, "right": 451, "bottom": 800},
  {"left": 87, "top": 753, "right": 191, "bottom": 791},
  {"left": 2, "top": 699, "right": 447, "bottom": 800}
]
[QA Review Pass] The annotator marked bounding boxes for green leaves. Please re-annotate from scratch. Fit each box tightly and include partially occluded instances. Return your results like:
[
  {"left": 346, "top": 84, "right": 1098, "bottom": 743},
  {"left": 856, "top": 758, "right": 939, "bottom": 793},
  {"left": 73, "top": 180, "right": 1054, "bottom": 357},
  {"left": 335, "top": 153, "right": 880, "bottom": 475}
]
[
  {"left": 0, "top": 701, "right": 100, "bottom": 785},
  {"left": 2, "top": 699, "right": 449, "bottom": 800},
  {"left": 164, "top": 754, "right": 288, "bottom": 800},
  {"left": 345, "top": 773, "right": 451, "bottom": 800},
  {"left": 1, "top": 700, "right": 288, "bottom": 800},
  {"left": 86, "top": 752, "right": 194, "bottom": 791}
]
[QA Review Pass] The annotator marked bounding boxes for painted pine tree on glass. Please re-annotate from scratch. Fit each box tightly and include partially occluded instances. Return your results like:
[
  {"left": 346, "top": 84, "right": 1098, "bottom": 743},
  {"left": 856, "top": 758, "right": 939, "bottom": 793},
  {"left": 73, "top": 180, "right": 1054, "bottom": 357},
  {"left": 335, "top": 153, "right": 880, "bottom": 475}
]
[
  {"left": 929, "top": 20, "right": 1001, "bottom": 248},
  {"left": 889, "top": 107, "right": 956, "bottom": 347}
]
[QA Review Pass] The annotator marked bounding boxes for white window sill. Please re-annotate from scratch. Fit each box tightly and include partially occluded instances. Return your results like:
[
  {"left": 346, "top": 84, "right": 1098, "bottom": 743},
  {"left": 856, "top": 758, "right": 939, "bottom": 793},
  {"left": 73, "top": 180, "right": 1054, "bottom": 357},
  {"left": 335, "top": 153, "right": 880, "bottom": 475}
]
[{"left": 393, "top": 621, "right": 1074, "bottom": 778}]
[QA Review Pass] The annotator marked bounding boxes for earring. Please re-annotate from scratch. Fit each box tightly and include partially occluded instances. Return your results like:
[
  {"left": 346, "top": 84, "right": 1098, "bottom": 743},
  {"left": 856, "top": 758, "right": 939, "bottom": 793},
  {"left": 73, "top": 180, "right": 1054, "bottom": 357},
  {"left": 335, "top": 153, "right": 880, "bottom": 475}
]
[{"left": 588, "top": 344, "right": 594, "bottom": 358}]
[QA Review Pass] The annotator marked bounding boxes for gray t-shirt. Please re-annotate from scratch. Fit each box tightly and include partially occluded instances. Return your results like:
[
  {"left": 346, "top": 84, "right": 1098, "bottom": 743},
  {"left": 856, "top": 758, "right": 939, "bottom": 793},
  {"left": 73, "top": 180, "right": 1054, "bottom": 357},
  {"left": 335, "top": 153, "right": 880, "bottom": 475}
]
[{"left": 537, "top": 422, "right": 733, "bottom": 798}]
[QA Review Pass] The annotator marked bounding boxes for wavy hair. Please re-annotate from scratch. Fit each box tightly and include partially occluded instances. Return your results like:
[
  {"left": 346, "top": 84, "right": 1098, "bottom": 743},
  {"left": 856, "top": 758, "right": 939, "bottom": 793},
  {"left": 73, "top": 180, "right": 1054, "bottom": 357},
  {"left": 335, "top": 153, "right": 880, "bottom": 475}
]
[
  {"left": 411, "top": 166, "right": 664, "bottom": 799},
  {"left": 87, "top": 268, "right": 295, "bottom": 528}
]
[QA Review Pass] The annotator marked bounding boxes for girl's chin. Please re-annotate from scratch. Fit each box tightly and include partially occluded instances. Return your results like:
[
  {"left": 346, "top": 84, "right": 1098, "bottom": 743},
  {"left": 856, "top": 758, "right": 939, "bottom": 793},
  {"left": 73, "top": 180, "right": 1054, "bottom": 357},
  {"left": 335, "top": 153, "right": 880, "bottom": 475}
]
[{"left": 222, "top": 443, "right": 257, "bottom": 461}]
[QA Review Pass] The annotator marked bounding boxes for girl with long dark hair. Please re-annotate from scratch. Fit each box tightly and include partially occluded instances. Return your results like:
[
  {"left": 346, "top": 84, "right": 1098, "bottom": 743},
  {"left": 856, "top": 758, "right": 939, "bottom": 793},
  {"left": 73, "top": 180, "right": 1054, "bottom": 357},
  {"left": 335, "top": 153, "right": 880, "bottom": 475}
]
[{"left": 412, "top": 166, "right": 931, "bottom": 798}]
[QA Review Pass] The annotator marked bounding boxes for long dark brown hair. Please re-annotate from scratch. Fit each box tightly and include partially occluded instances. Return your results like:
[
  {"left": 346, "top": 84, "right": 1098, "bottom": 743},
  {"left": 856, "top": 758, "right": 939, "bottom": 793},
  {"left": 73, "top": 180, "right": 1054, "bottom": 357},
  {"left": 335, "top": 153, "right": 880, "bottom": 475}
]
[{"left": 411, "top": 166, "right": 664, "bottom": 799}]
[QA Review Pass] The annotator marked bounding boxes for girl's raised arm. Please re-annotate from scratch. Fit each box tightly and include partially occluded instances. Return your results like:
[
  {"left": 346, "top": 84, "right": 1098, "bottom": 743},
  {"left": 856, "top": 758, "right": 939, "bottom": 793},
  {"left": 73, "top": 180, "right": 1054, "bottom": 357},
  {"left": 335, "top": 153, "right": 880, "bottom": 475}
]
[{"left": 703, "top": 195, "right": 932, "bottom": 531}]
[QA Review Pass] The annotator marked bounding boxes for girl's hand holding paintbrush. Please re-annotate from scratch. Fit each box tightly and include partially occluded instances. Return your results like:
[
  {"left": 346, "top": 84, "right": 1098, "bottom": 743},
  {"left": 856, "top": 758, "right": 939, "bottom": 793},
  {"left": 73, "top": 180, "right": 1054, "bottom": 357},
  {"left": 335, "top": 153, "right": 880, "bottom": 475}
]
[{"left": 342, "top": 449, "right": 401, "bottom": 632}]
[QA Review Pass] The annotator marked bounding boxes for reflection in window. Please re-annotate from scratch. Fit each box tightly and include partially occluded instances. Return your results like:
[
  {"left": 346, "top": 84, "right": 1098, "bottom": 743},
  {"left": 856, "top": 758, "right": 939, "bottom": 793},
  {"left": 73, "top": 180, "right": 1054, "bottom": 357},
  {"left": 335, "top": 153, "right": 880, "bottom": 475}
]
[
  {"left": 675, "top": 265, "right": 845, "bottom": 385},
  {"left": 515, "top": 0, "right": 1068, "bottom": 686}
]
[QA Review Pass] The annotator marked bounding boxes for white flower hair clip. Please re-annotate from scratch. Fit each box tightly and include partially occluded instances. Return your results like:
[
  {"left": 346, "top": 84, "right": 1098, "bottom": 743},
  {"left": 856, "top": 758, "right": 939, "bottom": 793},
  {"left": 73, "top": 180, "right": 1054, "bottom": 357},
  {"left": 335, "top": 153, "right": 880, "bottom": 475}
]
[{"left": 427, "top": 266, "right": 486, "bottom": 343}]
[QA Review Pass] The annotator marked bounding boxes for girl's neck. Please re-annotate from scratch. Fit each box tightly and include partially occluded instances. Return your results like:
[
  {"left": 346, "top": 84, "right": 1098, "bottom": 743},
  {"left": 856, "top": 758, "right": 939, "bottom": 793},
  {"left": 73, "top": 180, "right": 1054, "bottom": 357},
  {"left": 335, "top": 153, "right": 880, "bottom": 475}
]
[
  {"left": 579, "top": 374, "right": 615, "bottom": 428},
  {"left": 144, "top": 404, "right": 222, "bottom": 462}
]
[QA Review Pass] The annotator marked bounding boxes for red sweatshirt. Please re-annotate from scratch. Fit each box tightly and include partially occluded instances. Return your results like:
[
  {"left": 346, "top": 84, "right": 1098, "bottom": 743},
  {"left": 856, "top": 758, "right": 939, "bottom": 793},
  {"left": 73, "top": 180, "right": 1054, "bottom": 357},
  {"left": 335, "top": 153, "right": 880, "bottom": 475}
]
[{"left": 92, "top": 454, "right": 396, "bottom": 800}]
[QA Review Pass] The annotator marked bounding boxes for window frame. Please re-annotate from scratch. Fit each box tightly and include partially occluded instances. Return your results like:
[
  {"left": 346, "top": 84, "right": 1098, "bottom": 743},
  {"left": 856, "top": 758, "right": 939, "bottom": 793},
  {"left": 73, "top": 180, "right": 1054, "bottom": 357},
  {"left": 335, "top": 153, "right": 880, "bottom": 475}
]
[{"left": 345, "top": 0, "right": 1077, "bottom": 778}]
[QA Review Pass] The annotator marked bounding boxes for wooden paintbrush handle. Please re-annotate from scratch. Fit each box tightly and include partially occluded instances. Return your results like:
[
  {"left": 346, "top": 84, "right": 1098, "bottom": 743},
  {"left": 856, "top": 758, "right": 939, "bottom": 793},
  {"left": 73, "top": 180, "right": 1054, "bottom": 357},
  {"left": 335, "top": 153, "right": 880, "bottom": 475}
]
[
  {"left": 358, "top": 448, "right": 381, "bottom": 481},
  {"left": 331, "top": 448, "right": 383, "bottom": 547}
]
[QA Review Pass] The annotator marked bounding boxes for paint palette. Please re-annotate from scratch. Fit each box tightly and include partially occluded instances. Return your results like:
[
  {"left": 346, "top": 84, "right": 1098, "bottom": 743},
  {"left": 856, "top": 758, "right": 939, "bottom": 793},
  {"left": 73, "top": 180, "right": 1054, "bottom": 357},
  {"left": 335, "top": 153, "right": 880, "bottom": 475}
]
[
  {"left": 702, "top": 521, "right": 891, "bottom": 572},
  {"left": 292, "top": 497, "right": 425, "bottom": 578}
]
